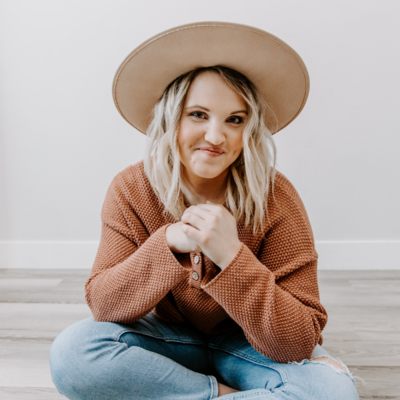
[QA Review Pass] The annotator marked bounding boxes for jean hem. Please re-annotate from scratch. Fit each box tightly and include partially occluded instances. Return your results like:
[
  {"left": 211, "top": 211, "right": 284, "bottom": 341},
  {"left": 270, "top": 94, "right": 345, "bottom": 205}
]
[{"left": 207, "top": 374, "right": 219, "bottom": 399}]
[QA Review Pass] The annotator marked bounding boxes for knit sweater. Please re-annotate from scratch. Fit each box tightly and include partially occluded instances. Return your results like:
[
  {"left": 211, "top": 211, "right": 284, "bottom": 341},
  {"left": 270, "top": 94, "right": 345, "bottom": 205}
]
[{"left": 85, "top": 160, "right": 328, "bottom": 364}]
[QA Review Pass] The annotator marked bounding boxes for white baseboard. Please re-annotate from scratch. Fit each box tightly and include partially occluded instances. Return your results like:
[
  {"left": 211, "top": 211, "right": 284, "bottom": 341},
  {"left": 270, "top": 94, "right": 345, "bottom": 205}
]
[
  {"left": 0, "top": 240, "right": 399, "bottom": 270},
  {"left": 0, "top": 241, "right": 98, "bottom": 269},
  {"left": 316, "top": 241, "right": 400, "bottom": 270}
]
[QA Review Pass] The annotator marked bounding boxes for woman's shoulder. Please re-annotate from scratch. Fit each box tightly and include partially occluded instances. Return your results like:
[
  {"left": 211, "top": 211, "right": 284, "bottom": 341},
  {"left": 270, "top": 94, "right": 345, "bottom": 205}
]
[
  {"left": 104, "top": 160, "right": 155, "bottom": 204},
  {"left": 270, "top": 170, "right": 303, "bottom": 200},
  {"left": 108, "top": 159, "right": 147, "bottom": 189},
  {"left": 266, "top": 169, "right": 311, "bottom": 223}
]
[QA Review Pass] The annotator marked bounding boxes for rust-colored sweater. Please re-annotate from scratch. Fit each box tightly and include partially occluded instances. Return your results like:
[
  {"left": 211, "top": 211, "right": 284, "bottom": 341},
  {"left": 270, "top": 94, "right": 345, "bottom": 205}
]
[{"left": 85, "top": 160, "right": 328, "bottom": 363}]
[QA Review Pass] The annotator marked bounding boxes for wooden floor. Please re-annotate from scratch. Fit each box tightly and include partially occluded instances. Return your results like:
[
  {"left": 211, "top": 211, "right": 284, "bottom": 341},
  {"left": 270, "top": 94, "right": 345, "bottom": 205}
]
[{"left": 0, "top": 269, "right": 399, "bottom": 399}]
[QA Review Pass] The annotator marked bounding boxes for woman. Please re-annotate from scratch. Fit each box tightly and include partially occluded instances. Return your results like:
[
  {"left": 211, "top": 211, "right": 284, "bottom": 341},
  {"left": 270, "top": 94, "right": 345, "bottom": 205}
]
[{"left": 50, "top": 22, "right": 360, "bottom": 399}]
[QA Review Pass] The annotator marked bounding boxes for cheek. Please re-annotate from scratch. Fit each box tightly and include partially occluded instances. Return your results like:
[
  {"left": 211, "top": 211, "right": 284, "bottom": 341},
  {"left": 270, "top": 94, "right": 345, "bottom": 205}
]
[
  {"left": 231, "top": 136, "right": 244, "bottom": 155},
  {"left": 178, "top": 121, "right": 202, "bottom": 149},
  {"left": 178, "top": 120, "right": 191, "bottom": 141},
  {"left": 177, "top": 122, "right": 190, "bottom": 152}
]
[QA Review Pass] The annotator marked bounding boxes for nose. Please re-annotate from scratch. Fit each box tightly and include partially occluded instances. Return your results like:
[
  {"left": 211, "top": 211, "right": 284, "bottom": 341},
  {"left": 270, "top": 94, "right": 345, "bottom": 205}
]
[{"left": 204, "top": 120, "right": 225, "bottom": 146}]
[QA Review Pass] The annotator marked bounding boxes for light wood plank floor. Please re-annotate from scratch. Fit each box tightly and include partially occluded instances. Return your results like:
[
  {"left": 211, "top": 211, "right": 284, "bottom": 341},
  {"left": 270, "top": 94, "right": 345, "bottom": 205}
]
[{"left": 0, "top": 269, "right": 399, "bottom": 399}]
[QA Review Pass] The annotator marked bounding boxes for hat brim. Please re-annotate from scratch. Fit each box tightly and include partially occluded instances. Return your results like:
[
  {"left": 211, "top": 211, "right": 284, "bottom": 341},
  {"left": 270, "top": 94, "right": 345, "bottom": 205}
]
[{"left": 112, "top": 21, "right": 309, "bottom": 135}]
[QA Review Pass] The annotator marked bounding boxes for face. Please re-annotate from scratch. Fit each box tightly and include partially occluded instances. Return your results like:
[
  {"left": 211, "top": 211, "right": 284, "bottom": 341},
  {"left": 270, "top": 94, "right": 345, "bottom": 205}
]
[{"left": 178, "top": 71, "right": 248, "bottom": 183}]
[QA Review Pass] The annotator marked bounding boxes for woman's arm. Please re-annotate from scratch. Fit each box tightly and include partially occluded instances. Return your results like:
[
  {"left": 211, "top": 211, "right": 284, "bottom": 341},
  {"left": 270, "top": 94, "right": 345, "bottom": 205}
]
[
  {"left": 200, "top": 176, "right": 328, "bottom": 364},
  {"left": 85, "top": 175, "right": 190, "bottom": 324}
]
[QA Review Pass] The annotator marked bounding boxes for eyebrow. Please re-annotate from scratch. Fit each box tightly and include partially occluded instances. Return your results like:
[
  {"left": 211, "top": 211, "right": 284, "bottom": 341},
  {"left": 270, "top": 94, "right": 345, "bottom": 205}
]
[{"left": 185, "top": 105, "right": 248, "bottom": 115}]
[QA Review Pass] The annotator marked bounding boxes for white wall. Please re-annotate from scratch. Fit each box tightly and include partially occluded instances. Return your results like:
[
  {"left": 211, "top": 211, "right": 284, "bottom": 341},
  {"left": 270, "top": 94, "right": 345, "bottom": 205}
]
[{"left": 0, "top": 0, "right": 399, "bottom": 269}]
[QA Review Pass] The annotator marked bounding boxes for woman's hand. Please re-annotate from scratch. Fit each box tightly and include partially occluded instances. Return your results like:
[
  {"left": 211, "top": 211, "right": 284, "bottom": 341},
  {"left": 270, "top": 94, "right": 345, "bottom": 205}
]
[
  {"left": 180, "top": 201, "right": 242, "bottom": 269},
  {"left": 165, "top": 221, "right": 202, "bottom": 253}
]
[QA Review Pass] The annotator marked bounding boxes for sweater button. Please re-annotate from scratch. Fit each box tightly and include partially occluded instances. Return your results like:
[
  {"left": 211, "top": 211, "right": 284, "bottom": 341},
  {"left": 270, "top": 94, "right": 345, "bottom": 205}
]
[
  {"left": 192, "top": 271, "right": 199, "bottom": 281},
  {"left": 194, "top": 255, "right": 200, "bottom": 264}
]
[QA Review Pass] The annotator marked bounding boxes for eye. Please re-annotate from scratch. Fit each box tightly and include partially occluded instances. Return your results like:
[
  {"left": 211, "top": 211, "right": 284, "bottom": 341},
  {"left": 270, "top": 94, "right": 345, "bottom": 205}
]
[
  {"left": 227, "top": 115, "right": 243, "bottom": 125},
  {"left": 189, "top": 111, "right": 207, "bottom": 119}
]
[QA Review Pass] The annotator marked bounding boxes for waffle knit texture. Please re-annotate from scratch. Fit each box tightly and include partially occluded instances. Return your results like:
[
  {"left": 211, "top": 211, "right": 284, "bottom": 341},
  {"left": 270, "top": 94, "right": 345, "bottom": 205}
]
[{"left": 85, "top": 160, "right": 328, "bottom": 363}]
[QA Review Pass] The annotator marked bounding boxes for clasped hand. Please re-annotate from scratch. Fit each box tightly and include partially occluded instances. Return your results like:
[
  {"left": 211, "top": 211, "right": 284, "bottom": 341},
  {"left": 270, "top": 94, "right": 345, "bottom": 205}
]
[{"left": 180, "top": 201, "right": 242, "bottom": 269}]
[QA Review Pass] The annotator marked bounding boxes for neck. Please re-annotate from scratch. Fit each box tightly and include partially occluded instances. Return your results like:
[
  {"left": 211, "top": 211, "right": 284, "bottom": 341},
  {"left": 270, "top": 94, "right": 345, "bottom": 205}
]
[{"left": 180, "top": 168, "right": 228, "bottom": 206}]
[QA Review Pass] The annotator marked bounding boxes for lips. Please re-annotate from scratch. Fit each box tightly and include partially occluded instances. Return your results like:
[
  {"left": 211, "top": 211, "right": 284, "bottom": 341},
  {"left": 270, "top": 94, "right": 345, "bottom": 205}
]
[{"left": 198, "top": 147, "right": 224, "bottom": 154}]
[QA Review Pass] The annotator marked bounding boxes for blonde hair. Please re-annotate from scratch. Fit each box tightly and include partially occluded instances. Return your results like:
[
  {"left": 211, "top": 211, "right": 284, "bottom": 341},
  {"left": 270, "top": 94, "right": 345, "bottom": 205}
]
[{"left": 143, "top": 65, "right": 278, "bottom": 235}]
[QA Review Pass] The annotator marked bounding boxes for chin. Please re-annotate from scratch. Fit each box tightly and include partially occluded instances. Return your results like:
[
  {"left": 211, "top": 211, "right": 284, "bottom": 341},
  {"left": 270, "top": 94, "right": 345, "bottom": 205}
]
[{"left": 192, "top": 166, "right": 225, "bottom": 179}]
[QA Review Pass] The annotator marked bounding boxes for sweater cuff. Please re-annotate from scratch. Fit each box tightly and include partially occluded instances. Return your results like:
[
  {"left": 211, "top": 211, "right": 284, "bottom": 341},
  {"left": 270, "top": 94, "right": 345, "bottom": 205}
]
[{"left": 200, "top": 242, "right": 272, "bottom": 294}]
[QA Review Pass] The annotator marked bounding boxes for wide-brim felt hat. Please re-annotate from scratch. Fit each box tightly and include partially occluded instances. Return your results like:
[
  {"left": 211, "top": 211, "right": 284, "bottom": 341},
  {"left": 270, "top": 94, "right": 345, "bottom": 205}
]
[{"left": 112, "top": 21, "right": 310, "bottom": 135}]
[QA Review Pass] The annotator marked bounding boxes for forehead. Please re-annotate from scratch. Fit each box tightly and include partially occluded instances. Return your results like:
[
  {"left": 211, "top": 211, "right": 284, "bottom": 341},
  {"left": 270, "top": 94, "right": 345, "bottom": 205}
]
[{"left": 184, "top": 71, "right": 246, "bottom": 108}]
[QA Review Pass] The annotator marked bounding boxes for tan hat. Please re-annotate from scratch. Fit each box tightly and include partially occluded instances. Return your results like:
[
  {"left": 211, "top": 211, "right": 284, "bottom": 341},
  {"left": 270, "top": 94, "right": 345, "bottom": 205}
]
[{"left": 112, "top": 21, "right": 310, "bottom": 135}]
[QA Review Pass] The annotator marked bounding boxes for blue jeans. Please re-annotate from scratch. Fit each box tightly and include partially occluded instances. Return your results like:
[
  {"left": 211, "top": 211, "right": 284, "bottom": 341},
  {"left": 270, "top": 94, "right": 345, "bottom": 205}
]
[{"left": 49, "top": 311, "right": 360, "bottom": 399}]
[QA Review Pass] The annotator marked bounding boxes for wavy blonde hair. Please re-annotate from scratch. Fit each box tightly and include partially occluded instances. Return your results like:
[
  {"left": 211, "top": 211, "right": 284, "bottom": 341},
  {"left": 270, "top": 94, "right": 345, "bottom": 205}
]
[{"left": 143, "top": 65, "right": 278, "bottom": 235}]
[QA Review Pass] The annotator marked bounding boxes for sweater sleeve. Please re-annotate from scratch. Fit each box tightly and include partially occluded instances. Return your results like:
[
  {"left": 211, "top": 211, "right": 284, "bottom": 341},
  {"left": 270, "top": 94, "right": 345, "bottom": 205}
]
[
  {"left": 85, "top": 175, "right": 190, "bottom": 324},
  {"left": 200, "top": 177, "right": 328, "bottom": 364}
]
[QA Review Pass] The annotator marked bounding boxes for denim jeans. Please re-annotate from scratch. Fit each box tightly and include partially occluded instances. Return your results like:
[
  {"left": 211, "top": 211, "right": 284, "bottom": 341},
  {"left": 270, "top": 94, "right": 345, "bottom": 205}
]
[{"left": 49, "top": 311, "right": 360, "bottom": 400}]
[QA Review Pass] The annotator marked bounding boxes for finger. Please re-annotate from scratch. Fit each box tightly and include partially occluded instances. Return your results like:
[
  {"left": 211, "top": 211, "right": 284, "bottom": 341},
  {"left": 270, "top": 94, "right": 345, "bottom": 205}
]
[
  {"left": 183, "top": 205, "right": 211, "bottom": 220},
  {"left": 181, "top": 222, "right": 203, "bottom": 242},
  {"left": 181, "top": 212, "right": 207, "bottom": 231},
  {"left": 195, "top": 203, "right": 226, "bottom": 215}
]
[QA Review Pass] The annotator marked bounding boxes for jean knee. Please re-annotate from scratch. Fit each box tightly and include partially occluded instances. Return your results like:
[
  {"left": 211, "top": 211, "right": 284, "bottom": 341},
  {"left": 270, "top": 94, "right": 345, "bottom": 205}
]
[
  {"left": 49, "top": 317, "right": 150, "bottom": 399},
  {"left": 308, "top": 358, "right": 360, "bottom": 400},
  {"left": 49, "top": 317, "right": 101, "bottom": 397}
]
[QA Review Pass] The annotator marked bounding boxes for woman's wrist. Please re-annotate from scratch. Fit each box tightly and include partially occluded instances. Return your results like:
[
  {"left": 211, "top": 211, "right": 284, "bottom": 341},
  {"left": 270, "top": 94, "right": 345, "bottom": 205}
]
[
  {"left": 165, "top": 224, "right": 176, "bottom": 251},
  {"left": 217, "top": 241, "right": 242, "bottom": 270}
]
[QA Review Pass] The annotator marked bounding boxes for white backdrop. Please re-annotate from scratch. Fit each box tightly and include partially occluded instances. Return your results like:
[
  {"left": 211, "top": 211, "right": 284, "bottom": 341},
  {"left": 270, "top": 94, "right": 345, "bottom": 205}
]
[{"left": 0, "top": 0, "right": 399, "bottom": 269}]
